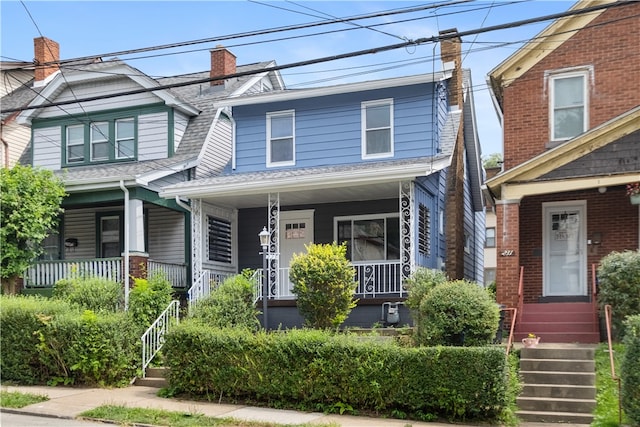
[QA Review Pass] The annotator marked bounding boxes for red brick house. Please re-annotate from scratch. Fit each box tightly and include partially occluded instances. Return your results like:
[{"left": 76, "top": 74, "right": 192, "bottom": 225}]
[{"left": 485, "top": 0, "right": 640, "bottom": 343}]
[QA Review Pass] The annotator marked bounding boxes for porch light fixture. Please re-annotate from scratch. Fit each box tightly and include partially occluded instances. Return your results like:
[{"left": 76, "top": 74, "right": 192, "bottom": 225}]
[{"left": 259, "top": 226, "right": 270, "bottom": 330}]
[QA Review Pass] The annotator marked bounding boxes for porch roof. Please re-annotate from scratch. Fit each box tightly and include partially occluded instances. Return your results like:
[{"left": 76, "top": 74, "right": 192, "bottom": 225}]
[{"left": 160, "top": 154, "right": 451, "bottom": 209}]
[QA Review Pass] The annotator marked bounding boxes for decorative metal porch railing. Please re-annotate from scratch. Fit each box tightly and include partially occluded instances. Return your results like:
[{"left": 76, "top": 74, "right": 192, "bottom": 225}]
[
  {"left": 23, "top": 257, "right": 123, "bottom": 287},
  {"left": 148, "top": 260, "right": 188, "bottom": 288},
  {"left": 187, "top": 269, "right": 234, "bottom": 308},
  {"left": 141, "top": 300, "right": 180, "bottom": 378}
]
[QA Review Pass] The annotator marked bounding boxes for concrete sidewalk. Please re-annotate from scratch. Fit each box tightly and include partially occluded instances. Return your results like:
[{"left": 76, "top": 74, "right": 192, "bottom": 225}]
[{"left": 1, "top": 384, "right": 589, "bottom": 427}]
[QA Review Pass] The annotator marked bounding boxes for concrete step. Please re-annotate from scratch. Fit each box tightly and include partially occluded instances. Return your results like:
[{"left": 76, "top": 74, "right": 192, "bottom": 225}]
[
  {"left": 520, "top": 384, "right": 596, "bottom": 400},
  {"left": 517, "top": 409, "right": 594, "bottom": 424},
  {"left": 134, "top": 376, "right": 168, "bottom": 388},
  {"left": 146, "top": 367, "right": 167, "bottom": 378},
  {"left": 520, "top": 371, "right": 595, "bottom": 386},
  {"left": 520, "top": 358, "right": 595, "bottom": 372},
  {"left": 517, "top": 396, "right": 596, "bottom": 413},
  {"left": 520, "top": 346, "right": 595, "bottom": 360}
]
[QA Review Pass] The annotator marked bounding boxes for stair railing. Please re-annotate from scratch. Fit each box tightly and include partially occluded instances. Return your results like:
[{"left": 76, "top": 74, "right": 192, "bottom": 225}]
[
  {"left": 591, "top": 263, "right": 599, "bottom": 328},
  {"left": 604, "top": 304, "right": 622, "bottom": 426},
  {"left": 516, "top": 266, "right": 524, "bottom": 324},
  {"left": 141, "top": 300, "right": 180, "bottom": 378},
  {"left": 503, "top": 307, "right": 518, "bottom": 357}
]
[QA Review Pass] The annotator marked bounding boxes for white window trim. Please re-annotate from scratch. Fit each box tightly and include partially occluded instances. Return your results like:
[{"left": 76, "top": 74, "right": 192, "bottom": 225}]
[
  {"left": 203, "top": 204, "right": 237, "bottom": 271},
  {"left": 334, "top": 212, "right": 400, "bottom": 263},
  {"left": 361, "top": 98, "right": 394, "bottom": 159},
  {"left": 549, "top": 69, "right": 590, "bottom": 142},
  {"left": 266, "top": 110, "right": 295, "bottom": 167}
]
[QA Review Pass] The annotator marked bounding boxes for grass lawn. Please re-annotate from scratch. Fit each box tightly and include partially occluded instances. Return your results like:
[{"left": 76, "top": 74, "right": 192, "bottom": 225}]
[
  {"left": 0, "top": 390, "right": 48, "bottom": 408},
  {"left": 80, "top": 405, "right": 339, "bottom": 427},
  {"left": 593, "top": 342, "right": 628, "bottom": 427}
]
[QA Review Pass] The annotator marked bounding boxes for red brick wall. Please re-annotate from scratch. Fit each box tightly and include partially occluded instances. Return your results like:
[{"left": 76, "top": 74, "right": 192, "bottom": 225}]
[
  {"left": 210, "top": 47, "right": 236, "bottom": 86},
  {"left": 496, "top": 202, "right": 521, "bottom": 308},
  {"left": 34, "top": 37, "right": 59, "bottom": 82},
  {"left": 502, "top": 4, "right": 640, "bottom": 170},
  {"left": 514, "top": 187, "right": 638, "bottom": 304}
]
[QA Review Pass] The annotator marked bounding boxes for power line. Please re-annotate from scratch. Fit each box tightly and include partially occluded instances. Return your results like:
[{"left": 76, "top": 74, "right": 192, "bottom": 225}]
[{"left": 2, "top": 0, "right": 633, "bottom": 115}]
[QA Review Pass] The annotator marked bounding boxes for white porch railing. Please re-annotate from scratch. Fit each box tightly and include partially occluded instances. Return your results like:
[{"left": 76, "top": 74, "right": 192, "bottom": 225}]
[
  {"left": 148, "top": 260, "right": 188, "bottom": 287},
  {"left": 255, "top": 261, "right": 403, "bottom": 300},
  {"left": 23, "top": 257, "right": 123, "bottom": 287},
  {"left": 141, "top": 300, "right": 180, "bottom": 378},
  {"left": 187, "top": 269, "right": 234, "bottom": 308}
]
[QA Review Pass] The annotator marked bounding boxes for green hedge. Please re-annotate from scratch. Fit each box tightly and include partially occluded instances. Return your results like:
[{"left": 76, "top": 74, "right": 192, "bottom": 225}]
[
  {"left": 622, "top": 315, "right": 640, "bottom": 425},
  {"left": 164, "top": 322, "right": 510, "bottom": 422},
  {"left": 0, "top": 295, "right": 140, "bottom": 386}
]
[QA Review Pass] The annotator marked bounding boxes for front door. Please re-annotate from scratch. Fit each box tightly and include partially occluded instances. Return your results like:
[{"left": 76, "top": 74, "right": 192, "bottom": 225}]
[
  {"left": 543, "top": 201, "right": 587, "bottom": 296},
  {"left": 279, "top": 210, "right": 314, "bottom": 296}
]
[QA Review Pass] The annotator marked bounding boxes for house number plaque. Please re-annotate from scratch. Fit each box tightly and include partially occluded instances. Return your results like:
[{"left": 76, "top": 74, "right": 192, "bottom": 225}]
[{"left": 500, "top": 250, "right": 515, "bottom": 257}]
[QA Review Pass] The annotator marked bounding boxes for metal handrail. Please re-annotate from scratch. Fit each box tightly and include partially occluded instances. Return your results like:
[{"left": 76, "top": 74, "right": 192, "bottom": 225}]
[
  {"left": 141, "top": 300, "right": 180, "bottom": 378},
  {"left": 592, "top": 263, "right": 599, "bottom": 327},
  {"left": 503, "top": 307, "right": 518, "bottom": 357},
  {"left": 604, "top": 304, "right": 622, "bottom": 425},
  {"left": 516, "top": 266, "right": 524, "bottom": 324}
]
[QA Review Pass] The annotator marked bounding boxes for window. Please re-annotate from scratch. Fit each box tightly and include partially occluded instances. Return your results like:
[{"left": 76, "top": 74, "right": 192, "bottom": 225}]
[
  {"left": 99, "top": 215, "right": 121, "bottom": 258},
  {"left": 64, "top": 117, "right": 136, "bottom": 165},
  {"left": 418, "top": 203, "right": 431, "bottom": 256},
  {"left": 362, "top": 99, "right": 393, "bottom": 158},
  {"left": 66, "top": 125, "right": 84, "bottom": 163},
  {"left": 267, "top": 110, "right": 294, "bottom": 166},
  {"left": 336, "top": 214, "right": 399, "bottom": 261},
  {"left": 485, "top": 227, "right": 496, "bottom": 248},
  {"left": 116, "top": 118, "right": 135, "bottom": 159},
  {"left": 550, "top": 71, "right": 588, "bottom": 141},
  {"left": 208, "top": 216, "right": 232, "bottom": 263},
  {"left": 484, "top": 268, "right": 496, "bottom": 287}
]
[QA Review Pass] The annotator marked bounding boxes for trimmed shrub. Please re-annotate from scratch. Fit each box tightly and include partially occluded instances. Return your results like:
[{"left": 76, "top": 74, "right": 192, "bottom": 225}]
[
  {"left": 290, "top": 243, "right": 357, "bottom": 329},
  {"left": 128, "top": 273, "right": 174, "bottom": 327},
  {"left": 404, "top": 267, "right": 448, "bottom": 342},
  {"left": 621, "top": 315, "right": 640, "bottom": 425},
  {"left": 189, "top": 274, "right": 260, "bottom": 331},
  {"left": 0, "top": 295, "right": 138, "bottom": 386},
  {"left": 52, "top": 275, "right": 123, "bottom": 312},
  {"left": 417, "top": 280, "right": 500, "bottom": 346},
  {"left": 597, "top": 250, "right": 640, "bottom": 338},
  {"left": 163, "top": 324, "right": 510, "bottom": 422}
]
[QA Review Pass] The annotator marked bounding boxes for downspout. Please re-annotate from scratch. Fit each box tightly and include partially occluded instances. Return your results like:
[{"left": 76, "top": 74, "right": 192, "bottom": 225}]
[
  {"left": 120, "top": 180, "right": 130, "bottom": 310},
  {"left": 175, "top": 196, "right": 191, "bottom": 212}
]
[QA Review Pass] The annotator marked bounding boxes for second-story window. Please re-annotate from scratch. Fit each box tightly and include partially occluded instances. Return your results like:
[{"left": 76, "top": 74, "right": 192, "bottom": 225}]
[
  {"left": 64, "top": 117, "right": 136, "bottom": 166},
  {"left": 550, "top": 71, "right": 588, "bottom": 141},
  {"left": 485, "top": 227, "right": 496, "bottom": 248},
  {"left": 362, "top": 99, "right": 393, "bottom": 159},
  {"left": 266, "top": 110, "right": 295, "bottom": 167}
]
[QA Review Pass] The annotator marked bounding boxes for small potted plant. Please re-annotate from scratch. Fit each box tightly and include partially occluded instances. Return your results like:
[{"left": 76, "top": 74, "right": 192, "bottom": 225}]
[
  {"left": 522, "top": 333, "right": 540, "bottom": 348},
  {"left": 627, "top": 183, "right": 640, "bottom": 205}
]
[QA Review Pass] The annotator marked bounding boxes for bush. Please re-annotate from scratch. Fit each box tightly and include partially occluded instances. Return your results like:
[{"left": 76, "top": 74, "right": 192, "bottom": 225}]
[
  {"left": 0, "top": 295, "right": 138, "bottom": 386},
  {"left": 163, "top": 324, "right": 511, "bottom": 422},
  {"left": 417, "top": 280, "right": 500, "bottom": 346},
  {"left": 53, "top": 275, "right": 123, "bottom": 312},
  {"left": 128, "top": 273, "right": 174, "bottom": 327},
  {"left": 597, "top": 250, "right": 640, "bottom": 338},
  {"left": 189, "top": 274, "right": 260, "bottom": 331},
  {"left": 404, "top": 267, "right": 448, "bottom": 342},
  {"left": 621, "top": 315, "right": 640, "bottom": 425},
  {"left": 290, "top": 243, "right": 357, "bottom": 329}
]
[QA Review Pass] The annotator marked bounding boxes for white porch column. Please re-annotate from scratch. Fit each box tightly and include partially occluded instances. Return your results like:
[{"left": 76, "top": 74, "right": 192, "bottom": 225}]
[{"left": 128, "top": 198, "right": 146, "bottom": 254}]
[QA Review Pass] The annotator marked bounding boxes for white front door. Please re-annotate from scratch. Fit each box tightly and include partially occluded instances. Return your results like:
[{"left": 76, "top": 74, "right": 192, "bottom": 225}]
[
  {"left": 543, "top": 201, "right": 587, "bottom": 296},
  {"left": 279, "top": 210, "right": 314, "bottom": 295}
]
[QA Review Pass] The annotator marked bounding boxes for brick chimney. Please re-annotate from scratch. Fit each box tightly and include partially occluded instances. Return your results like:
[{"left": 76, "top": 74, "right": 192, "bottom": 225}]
[
  {"left": 210, "top": 45, "right": 236, "bottom": 86},
  {"left": 34, "top": 37, "right": 60, "bottom": 85},
  {"left": 439, "top": 28, "right": 463, "bottom": 110}
]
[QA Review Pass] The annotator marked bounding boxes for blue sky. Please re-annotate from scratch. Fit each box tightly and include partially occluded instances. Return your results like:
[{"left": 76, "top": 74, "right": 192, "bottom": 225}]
[{"left": 1, "top": 1, "right": 575, "bottom": 157}]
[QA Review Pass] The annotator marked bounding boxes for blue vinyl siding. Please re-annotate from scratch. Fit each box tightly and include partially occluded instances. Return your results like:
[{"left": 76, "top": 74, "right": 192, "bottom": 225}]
[
  {"left": 415, "top": 173, "right": 446, "bottom": 271},
  {"left": 232, "top": 83, "right": 439, "bottom": 172}
]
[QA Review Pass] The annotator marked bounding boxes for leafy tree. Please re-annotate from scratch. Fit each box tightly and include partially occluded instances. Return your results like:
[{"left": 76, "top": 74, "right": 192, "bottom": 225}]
[
  {"left": 290, "top": 243, "right": 358, "bottom": 329},
  {"left": 483, "top": 152, "right": 503, "bottom": 169},
  {"left": 1, "top": 165, "right": 66, "bottom": 293}
]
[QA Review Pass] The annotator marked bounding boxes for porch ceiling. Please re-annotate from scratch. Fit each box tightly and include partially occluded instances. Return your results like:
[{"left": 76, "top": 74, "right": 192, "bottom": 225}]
[{"left": 196, "top": 180, "right": 402, "bottom": 209}]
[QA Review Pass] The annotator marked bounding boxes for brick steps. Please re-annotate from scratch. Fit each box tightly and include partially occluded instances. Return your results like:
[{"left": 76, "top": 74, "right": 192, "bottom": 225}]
[
  {"left": 516, "top": 345, "right": 596, "bottom": 424},
  {"left": 516, "top": 303, "right": 599, "bottom": 344}
]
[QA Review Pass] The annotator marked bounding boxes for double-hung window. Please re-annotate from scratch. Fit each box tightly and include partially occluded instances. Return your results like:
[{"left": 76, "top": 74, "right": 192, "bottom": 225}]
[
  {"left": 91, "top": 122, "right": 109, "bottom": 161},
  {"left": 362, "top": 99, "right": 393, "bottom": 159},
  {"left": 66, "top": 124, "right": 85, "bottom": 163},
  {"left": 64, "top": 116, "right": 136, "bottom": 166},
  {"left": 550, "top": 71, "right": 588, "bottom": 141},
  {"left": 267, "top": 110, "right": 295, "bottom": 167},
  {"left": 116, "top": 118, "right": 135, "bottom": 159},
  {"left": 336, "top": 214, "right": 400, "bottom": 262}
]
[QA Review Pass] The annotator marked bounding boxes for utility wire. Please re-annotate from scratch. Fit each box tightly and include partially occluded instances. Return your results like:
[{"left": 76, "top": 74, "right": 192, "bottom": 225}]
[{"left": 2, "top": 0, "right": 633, "bottom": 115}]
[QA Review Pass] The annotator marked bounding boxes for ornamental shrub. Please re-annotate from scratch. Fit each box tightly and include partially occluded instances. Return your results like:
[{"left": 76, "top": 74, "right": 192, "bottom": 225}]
[
  {"left": 290, "top": 243, "right": 358, "bottom": 329},
  {"left": 53, "top": 275, "right": 123, "bottom": 313},
  {"left": 404, "top": 267, "right": 448, "bottom": 342},
  {"left": 417, "top": 280, "right": 500, "bottom": 346},
  {"left": 128, "top": 273, "right": 174, "bottom": 327},
  {"left": 189, "top": 274, "right": 260, "bottom": 331},
  {"left": 621, "top": 315, "right": 640, "bottom": 425},
  {"left": 597, "top": 250, "right": 640, "bottom": 337}
]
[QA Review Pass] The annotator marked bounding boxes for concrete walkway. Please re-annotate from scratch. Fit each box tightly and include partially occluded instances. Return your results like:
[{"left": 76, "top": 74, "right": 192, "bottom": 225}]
[{"left": 0, "top": 384, "right": 592, "bottom": 427}]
